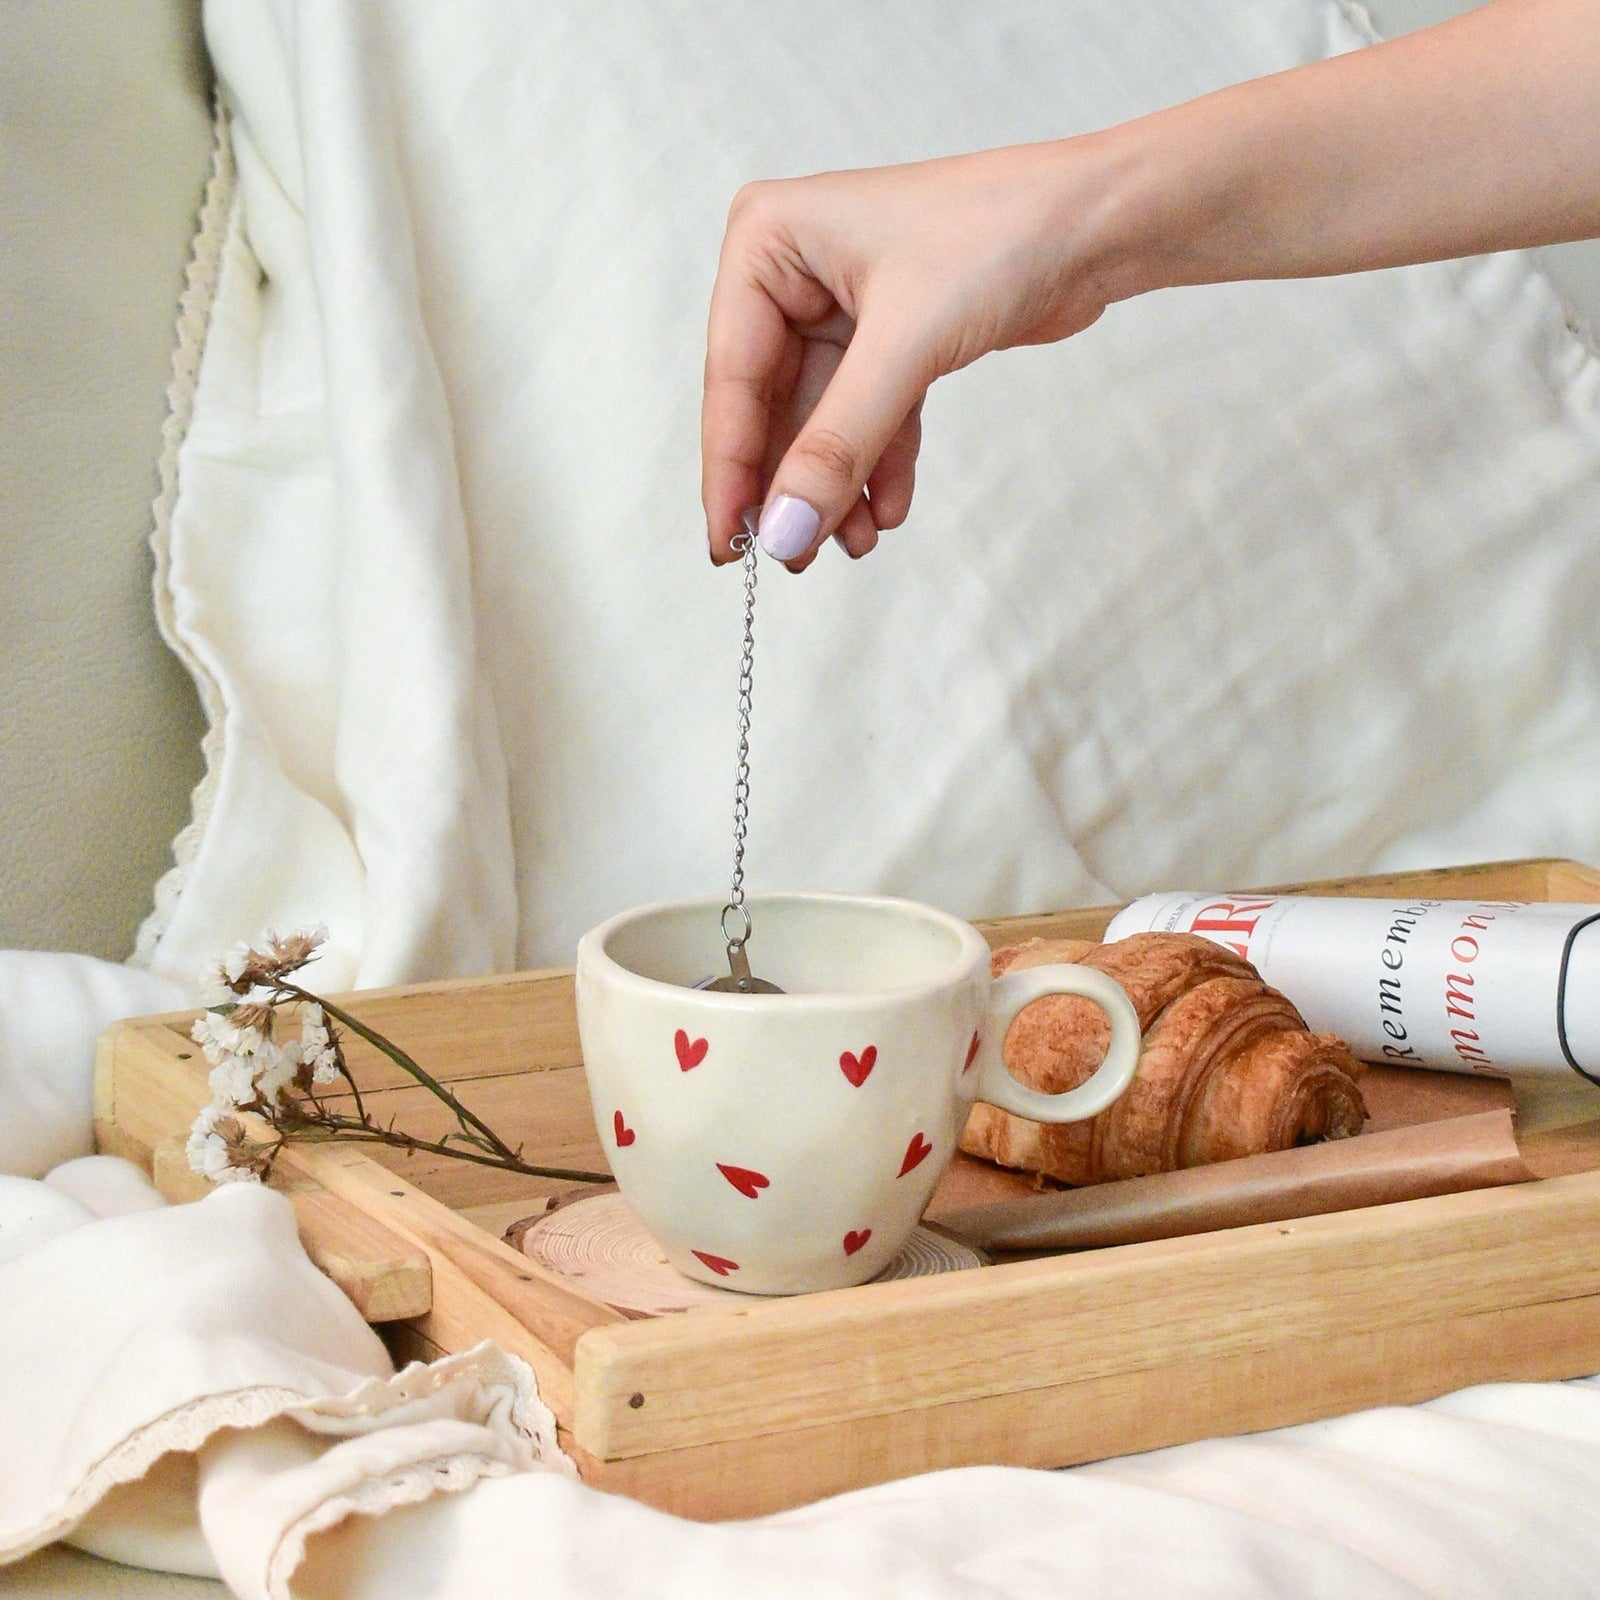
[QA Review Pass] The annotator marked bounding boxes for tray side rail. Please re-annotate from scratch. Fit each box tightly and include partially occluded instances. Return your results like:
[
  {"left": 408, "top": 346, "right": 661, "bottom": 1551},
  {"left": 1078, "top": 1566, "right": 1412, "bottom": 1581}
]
[
  {"left": 572, "top": 1284, "right": 1600, "bottom": 1519},
  {"left": 574, "top": 1168, "right": 1600, "bottom": 1460}
]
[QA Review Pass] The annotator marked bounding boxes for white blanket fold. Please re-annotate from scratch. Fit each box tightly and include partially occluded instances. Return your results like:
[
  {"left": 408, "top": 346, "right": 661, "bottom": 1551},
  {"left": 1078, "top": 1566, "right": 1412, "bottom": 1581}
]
[
  {"left": 0, "top": 954, "right": 191, "bottom": 1177},
  {"left": 0, "top": 1185, "right": 565, "bottom": 1596}
]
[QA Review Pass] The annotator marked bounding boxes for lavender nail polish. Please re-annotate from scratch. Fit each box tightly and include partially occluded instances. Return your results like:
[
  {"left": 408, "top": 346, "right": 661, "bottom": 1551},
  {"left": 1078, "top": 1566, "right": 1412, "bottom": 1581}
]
[{"left": 758, "top": 494, "right": 820, "bottom": 562}]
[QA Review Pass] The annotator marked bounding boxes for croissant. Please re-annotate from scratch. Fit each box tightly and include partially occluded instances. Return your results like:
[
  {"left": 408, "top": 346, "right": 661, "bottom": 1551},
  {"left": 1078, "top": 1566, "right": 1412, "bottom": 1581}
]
[{"left": 962, "top": 932, "right": 1367, "bottom": 1185}]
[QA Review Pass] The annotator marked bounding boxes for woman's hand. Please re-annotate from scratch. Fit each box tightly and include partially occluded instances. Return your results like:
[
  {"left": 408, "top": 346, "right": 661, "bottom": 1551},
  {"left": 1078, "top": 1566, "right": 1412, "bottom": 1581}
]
[
  {"left": 702, "top": 141, "right": 1128, "bottom": 570},
  {"left": 702, "top": 0, "right": 1600, "bottom": 573}
]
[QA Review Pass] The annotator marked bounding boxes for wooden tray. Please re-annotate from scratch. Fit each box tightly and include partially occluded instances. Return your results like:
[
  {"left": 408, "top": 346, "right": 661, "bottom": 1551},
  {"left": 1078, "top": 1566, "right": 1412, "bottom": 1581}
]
[{"left": 95, "top": 858, "right": 1600, "bottom": 1520}]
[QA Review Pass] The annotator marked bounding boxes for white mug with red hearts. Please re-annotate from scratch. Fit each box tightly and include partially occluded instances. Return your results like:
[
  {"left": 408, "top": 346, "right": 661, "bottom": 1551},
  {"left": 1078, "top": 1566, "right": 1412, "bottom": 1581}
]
[{"left": 575, "top": 891, "right": 1140, "bottom": 1295}]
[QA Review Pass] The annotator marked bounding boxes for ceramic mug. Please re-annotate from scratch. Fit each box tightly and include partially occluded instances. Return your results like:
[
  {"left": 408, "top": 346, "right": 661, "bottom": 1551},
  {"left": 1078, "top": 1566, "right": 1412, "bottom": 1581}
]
[{"left": 575, "top": 892, "right": 1140, "bottom": 1294}]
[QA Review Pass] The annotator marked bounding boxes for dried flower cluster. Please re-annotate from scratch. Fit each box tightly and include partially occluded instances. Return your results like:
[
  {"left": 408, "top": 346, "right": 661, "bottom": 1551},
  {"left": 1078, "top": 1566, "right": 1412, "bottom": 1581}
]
[{"left": 186, "top": 926, "right": 607, "bottom": 1188}]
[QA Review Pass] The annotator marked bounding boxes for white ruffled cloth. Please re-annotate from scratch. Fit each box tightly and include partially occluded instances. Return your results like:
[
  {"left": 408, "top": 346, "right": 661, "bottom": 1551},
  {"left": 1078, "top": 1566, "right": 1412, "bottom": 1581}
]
[
  {"left": 11, "top": 0, "right": 1600, "bottom": 1593},
  {"left": 0, "top": 1173, "right": 565, "bottom": 1596}
]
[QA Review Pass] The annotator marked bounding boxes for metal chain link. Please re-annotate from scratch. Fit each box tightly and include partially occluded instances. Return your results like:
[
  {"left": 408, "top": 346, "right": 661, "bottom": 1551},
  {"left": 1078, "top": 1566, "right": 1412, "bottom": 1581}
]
[
  {"left": 698, "top": 508, "right": 784, "bottom": 995},
  {"left": 722, "top": 510, "right": 761, "bottom": 955}
]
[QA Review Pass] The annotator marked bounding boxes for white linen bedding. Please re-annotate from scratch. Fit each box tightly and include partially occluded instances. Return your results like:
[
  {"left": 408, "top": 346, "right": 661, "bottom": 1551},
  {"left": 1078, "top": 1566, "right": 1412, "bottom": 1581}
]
[{"left": 8, "top": 0, "right": 1600, "bottom": 1593}]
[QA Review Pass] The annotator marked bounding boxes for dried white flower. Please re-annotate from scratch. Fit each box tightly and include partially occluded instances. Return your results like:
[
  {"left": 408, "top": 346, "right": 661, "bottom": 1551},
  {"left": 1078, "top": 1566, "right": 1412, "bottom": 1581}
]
[
  {"left": 191, "top": 998, "right": 315, "bottom": 1110},
  {"left": 207, "top": 1054, "right": 259, "bottom": 1108},
  {"left": 190, "top": 1013, "right": 224, "bottom": 1064},
  {"left": 189, "top": 939, "right": 346, "bottom": 1156},
  {"left": 252, "top": 1040, "right": 300, "bottom": 1103},
  {"left": 296, "top": 1003, "right": 341, "bottom": 1085},
  {"left": 298, "top": 1002, "right": 327, "bottom": 1054},
  {"left": 199, "top": 971, "right": 235, "bottom": 1009},
  {"left": 254, "top": 925, "right": 329, "bottom": 980},
  {"left": 198, "top": 942, "right": 256, "bottom": 1005},
  {"left": 185, "top": 1103, "right": 262, "bottom": 1185},
  {"left": 197, "top": 925, "right": 330, "bottom": 1005},
  {"left": 191, "top": 1011, "right": 265, "bottom": 1067},
  {"left": 182, "top": 921, "right": 603, "bottom": 1193}
]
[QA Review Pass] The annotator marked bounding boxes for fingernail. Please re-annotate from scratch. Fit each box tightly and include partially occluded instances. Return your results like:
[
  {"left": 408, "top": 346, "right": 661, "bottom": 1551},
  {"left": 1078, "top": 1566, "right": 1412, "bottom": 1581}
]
[{"left": 758, "top": 494, "right": 820, "bottom": 561}]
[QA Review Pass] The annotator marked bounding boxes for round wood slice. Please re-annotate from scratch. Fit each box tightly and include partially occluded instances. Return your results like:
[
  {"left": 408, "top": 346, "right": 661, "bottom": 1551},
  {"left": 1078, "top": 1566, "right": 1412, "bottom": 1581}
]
[{"left": 517, "top": 1192, "right": 984, "bottom": 1314}]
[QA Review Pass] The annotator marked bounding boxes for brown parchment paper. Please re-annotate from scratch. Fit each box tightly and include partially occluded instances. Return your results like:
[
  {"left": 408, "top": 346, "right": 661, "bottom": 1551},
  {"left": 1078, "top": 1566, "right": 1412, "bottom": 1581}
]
[{"left": 937, "top": 1108, "right": 1531, "bottom": 1253}]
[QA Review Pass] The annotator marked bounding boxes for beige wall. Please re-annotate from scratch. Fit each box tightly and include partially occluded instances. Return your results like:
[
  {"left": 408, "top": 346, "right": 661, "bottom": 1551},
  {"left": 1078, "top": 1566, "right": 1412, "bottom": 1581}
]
[{"left": 1, "top": 1, "right": 213, "bottom": 959}]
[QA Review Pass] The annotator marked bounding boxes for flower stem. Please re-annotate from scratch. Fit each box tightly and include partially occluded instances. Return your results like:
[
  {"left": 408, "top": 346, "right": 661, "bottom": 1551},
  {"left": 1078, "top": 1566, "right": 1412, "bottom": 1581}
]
[
  {"left": 284, "top": 1110, "right": 610, "bottom": 1184},
  {"left": 278, "top": 981, "right": 522, "bottom": 1164}
]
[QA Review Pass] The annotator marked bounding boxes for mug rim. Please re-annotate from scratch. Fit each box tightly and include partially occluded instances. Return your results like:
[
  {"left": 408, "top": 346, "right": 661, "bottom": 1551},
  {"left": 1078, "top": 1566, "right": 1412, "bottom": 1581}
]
[{"left": 576, "top": 890, "right": 991, "bottom": 1009}]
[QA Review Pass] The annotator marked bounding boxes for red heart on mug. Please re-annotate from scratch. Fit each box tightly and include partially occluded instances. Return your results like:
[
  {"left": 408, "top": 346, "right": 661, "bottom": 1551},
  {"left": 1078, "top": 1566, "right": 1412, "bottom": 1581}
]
[
  {"left": 839, "top": 1046, "right": 878, "bottom": 1087},
  {"left": 843, "top": 1229, "right": 872, "bottom": 1256},
  {"left": 675, "top": 1029, "right": 709, "bottom": 1071},
  {"left": 898, "top": 1132, "right": 933, "bottom": 1177},
  {"left": 964, "top": 1031, "right": 981, "bottom": 1071},
  {"left": 692, "top": 1249, "right": 739, "bottom": 1276},
  {"left": 716, "top": 1162, "right": 769, "bottom": 1199},
  {"left": 613, "top": 1110, "right": 636, "bottom": 1147}
]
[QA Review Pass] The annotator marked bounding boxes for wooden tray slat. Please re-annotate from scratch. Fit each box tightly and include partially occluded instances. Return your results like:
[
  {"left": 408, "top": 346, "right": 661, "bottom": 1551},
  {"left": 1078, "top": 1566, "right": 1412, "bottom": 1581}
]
[
  {"left": 150, "top": 1134, "right": 435, "bottom": 1323},
  {"left": 100, "top": 969, "right": 585, "bottom": 1099}
]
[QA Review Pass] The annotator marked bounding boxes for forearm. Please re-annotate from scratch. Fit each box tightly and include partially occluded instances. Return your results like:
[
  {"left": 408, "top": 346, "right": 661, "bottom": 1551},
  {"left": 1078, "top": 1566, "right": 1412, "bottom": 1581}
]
[
  {"left": 703, "top": 0, "right": 1600, "bottom": 559},
  {"left": 1088, "top": 0, "right": 1600, "bottom": 301}
]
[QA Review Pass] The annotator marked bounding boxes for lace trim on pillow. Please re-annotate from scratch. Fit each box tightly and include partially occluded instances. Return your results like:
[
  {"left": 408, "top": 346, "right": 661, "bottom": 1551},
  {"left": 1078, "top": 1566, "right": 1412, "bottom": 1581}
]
[{"left": 130, "top": 98, "right": 237, "bottom": 969}]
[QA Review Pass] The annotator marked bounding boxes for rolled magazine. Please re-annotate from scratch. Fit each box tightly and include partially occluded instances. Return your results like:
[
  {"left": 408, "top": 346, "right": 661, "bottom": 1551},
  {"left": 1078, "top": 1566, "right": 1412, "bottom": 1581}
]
[{"left": 1104, "top": 894, "right": 1600, "bottom": 1083}]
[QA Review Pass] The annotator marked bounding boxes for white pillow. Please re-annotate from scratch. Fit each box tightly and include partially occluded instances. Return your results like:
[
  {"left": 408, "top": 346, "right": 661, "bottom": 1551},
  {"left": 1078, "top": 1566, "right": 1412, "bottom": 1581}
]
[{"left": 187, "top": 0, "right": 1600, "bottom": 974}]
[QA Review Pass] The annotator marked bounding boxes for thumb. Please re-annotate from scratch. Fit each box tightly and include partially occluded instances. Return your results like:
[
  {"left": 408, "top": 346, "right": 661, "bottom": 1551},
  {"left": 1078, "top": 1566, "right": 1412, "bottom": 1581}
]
[{"left": 757, "top": 323, "right": 927, "bottom": 563}]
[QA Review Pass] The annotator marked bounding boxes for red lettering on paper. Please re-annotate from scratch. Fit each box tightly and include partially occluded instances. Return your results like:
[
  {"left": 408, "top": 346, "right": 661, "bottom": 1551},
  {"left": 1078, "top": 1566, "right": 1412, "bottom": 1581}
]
[
  {"left": 1444, "top": 971, "right": 1475, "bottom": 1022},
  {"left": 1186, "top": 898, "right": 1276, "bottom": 960}
]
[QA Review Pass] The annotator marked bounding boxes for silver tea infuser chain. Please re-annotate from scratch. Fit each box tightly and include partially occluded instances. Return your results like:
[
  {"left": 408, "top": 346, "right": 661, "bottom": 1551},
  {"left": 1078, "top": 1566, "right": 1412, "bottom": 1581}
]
[{"left": 698, "top": 507, "right": 784, "bottom": 995}]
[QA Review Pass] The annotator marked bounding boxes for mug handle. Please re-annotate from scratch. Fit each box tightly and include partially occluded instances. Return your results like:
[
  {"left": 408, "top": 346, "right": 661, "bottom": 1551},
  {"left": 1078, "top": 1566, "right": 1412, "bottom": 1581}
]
[{"left": 972, "top": 964, "right": 1141, "bottom": 1123}]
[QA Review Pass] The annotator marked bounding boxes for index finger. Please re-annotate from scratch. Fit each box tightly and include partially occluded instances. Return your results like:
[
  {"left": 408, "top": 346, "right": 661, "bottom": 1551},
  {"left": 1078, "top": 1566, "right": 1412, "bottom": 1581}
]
[{"left": 702, "top": 251, "right": 791, "bottom": 564}]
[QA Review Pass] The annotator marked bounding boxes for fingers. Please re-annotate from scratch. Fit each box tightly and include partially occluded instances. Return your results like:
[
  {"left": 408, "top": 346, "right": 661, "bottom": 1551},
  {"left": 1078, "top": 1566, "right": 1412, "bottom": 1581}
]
[
  {"left": 702, "top": 278, "right": 788, "bottom": 566},
  {"left": 703, "top": 186, "right": 836, "bottom": 565},
  {"left": 832, "top": 496, "right": 880, "bottom": 562},
  {"left": 755, "top": 321, "right": 928, "bottom": 564},
  {"left": 865, "top": 402, "right": 922, "bottom": 531},
  {"left": 706, "top": 177, "right": 929, "bottom": 571},
  {"left": 779, "top": 493, "right": 873, "bottom": 574}
]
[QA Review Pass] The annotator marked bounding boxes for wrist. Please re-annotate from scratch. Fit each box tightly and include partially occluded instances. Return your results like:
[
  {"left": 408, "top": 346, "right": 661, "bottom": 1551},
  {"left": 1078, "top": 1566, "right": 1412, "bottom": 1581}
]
[{"left": 1050, "top": 106, "right": 1239, "bottom": 310}]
